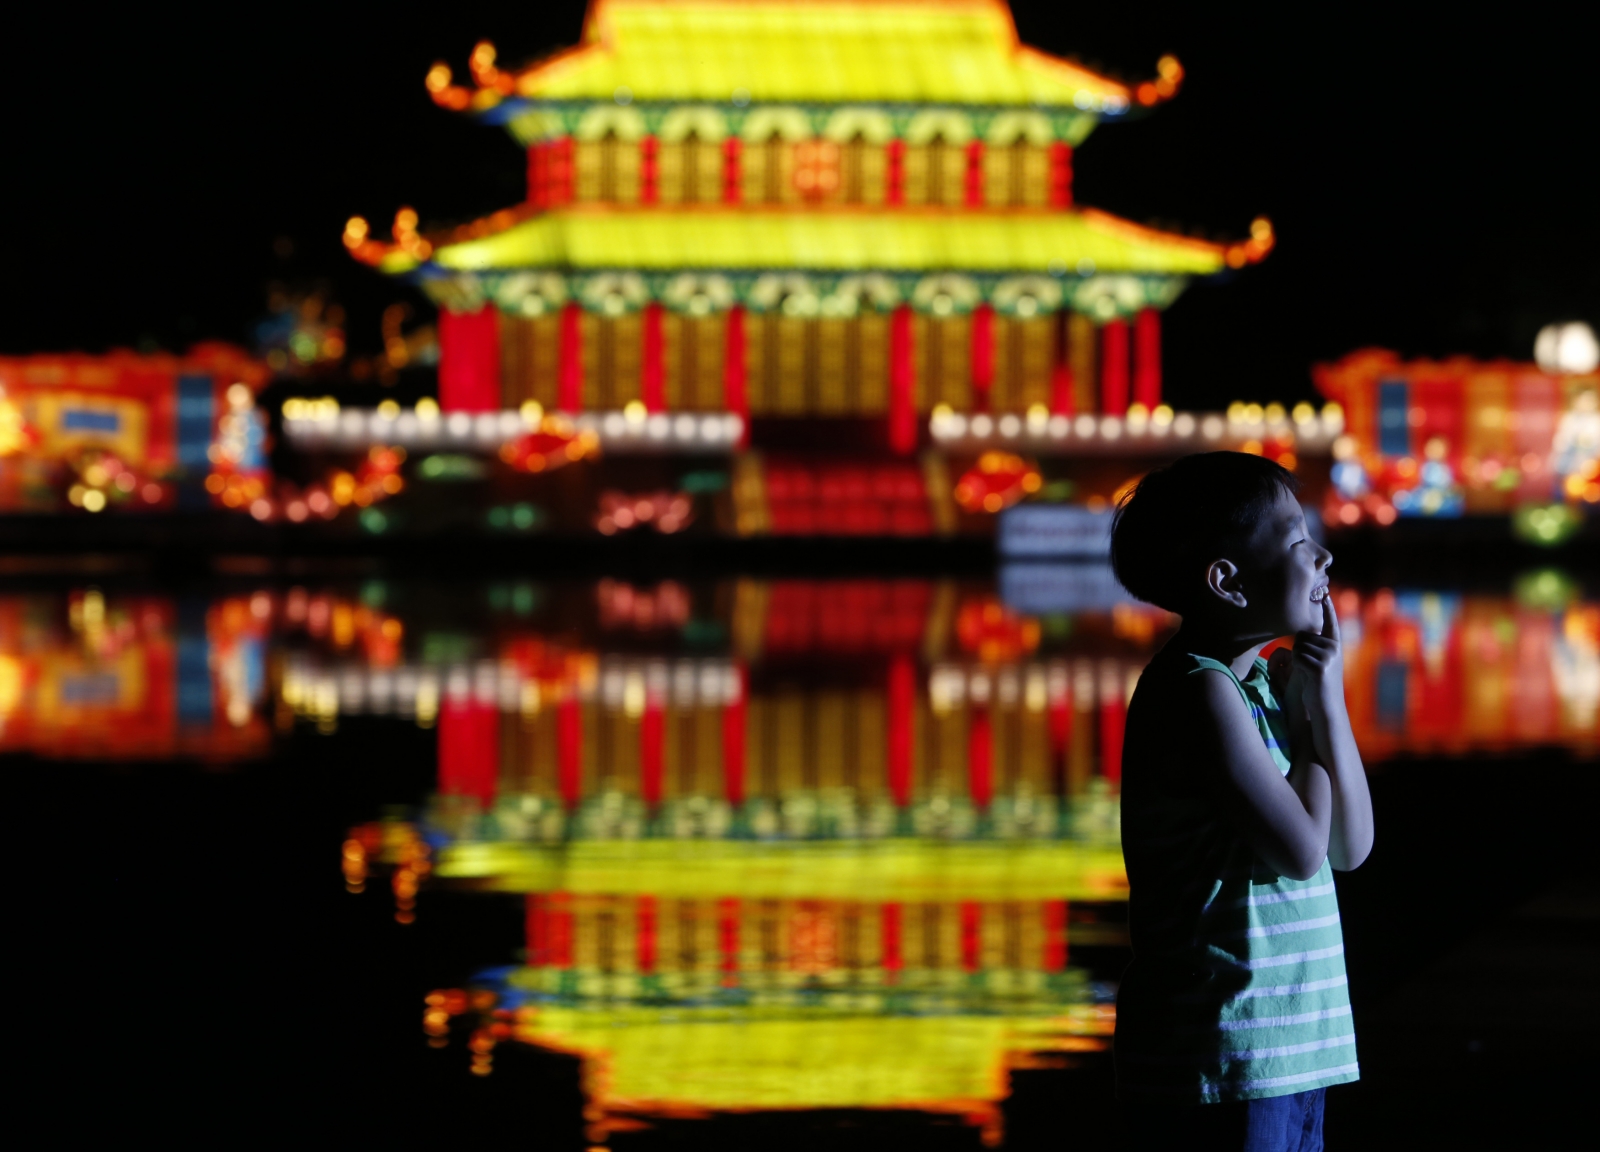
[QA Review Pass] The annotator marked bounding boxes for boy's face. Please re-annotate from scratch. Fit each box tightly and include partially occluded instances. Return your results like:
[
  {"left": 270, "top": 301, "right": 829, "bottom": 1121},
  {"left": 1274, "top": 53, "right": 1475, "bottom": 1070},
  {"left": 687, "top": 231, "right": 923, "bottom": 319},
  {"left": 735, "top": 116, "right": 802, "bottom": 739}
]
[{"left": 1239, "top": 488, "right": 1333, "bottom": 636}]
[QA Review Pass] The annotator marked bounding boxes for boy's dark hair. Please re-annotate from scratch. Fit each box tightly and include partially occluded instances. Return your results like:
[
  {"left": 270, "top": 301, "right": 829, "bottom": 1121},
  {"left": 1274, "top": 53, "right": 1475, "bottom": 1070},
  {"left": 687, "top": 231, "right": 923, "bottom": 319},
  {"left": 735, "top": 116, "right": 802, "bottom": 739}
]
[{"left": 1111, "top": 451, "right": 1301, "bottom": 613}]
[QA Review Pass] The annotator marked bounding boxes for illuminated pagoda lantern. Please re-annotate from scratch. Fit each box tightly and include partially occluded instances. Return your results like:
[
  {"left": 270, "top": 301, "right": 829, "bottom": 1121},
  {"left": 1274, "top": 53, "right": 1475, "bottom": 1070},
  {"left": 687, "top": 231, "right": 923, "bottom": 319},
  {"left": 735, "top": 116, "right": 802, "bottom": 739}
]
[{"left": 339, "top": 0, "right": 1283, "bottom": 535}]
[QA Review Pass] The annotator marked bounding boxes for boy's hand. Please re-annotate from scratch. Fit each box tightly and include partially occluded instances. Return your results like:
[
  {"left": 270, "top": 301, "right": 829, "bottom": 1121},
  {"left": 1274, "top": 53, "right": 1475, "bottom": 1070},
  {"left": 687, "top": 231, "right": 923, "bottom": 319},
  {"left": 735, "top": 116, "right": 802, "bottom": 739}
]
[
  {"left": 1267, "top": 646, "right": 1312, "bottom": 752},
  {"left": 1293, "top": 598, "right": 1346, "bottom": 757}
]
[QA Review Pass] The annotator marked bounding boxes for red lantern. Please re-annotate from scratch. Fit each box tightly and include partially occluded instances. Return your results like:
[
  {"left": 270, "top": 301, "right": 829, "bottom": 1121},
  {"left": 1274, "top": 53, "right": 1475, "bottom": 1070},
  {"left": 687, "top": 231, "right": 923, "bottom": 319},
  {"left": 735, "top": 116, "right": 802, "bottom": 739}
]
[{"left": 952, "top": 451, "right": 1041, "bottom": 514}]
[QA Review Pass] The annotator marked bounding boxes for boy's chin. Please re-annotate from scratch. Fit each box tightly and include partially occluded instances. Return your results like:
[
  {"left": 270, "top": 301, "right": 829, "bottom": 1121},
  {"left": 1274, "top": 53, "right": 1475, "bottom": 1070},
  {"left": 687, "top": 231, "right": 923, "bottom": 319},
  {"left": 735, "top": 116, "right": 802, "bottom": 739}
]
[{"left": 1288, "top": 606, "right": 1322, "bottom": 635}]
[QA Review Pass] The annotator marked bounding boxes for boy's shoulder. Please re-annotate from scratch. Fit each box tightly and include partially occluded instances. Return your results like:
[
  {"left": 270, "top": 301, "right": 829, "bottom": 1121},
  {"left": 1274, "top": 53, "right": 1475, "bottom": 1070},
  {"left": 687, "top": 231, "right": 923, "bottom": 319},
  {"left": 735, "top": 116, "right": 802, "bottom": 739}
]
[
  {"left": 1130, "top": 647, "right": 1203, "bottom": 718},
  {"left": 1135, "top": 645, "right": 1201, "bottom": 692},
  {"left": 1134, "top": 648, "right": 1245, "bottom": 719}
]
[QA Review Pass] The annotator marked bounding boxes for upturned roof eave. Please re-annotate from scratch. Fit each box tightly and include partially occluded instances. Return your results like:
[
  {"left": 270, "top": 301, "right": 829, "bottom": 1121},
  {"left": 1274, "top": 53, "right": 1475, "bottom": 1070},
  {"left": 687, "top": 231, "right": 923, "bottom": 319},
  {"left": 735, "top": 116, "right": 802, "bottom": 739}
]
[{"left": 359, "top": 204, "right": 1269, "bottom": 279}]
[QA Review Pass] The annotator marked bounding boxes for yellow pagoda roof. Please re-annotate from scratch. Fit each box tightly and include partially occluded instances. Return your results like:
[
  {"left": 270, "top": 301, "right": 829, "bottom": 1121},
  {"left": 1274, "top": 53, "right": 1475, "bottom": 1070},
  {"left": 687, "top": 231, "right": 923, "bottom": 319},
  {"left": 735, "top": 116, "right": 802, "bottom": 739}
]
[
  {"left": 362, "top": 205, "right": 1267, "bottom": 278},
  {"left": 512, "top": 1009, "right": 1108, "bottom": 1115},
  {"left": 431, "top": 837, "right": 1129, "bottom": 901},
  {"left": 433, "top": 0, "right": 1177, "bottom": 113}
]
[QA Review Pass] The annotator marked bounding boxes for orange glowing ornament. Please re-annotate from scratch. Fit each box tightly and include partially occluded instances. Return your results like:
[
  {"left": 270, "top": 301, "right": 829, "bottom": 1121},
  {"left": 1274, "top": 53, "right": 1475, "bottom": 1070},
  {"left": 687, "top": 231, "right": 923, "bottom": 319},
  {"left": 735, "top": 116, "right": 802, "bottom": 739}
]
[
  {"left": 500, "top": 423, "right": 597, "bottom": 473},
  {"left": 955, "top": 598, "right": 1041, "bottom": 663},
  {"left": 953, "top": 451, "right": 1041, "bottom": 514}
]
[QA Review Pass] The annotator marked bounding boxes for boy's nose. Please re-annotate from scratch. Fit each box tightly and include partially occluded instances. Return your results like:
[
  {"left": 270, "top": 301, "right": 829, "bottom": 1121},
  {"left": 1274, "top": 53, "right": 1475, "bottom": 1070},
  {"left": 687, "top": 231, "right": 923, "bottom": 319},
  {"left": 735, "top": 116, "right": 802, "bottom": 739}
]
[{"left": 1316, "top": 543, "right": 1333, "bottom": 570}]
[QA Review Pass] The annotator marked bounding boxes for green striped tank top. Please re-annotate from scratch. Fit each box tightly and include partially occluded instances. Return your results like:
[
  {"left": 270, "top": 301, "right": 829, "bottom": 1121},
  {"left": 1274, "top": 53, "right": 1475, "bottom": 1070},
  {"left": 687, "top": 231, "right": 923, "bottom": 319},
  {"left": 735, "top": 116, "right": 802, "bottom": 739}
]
[{"left": 1114, "top": 650, "right": 1359, "bottom": 1102}]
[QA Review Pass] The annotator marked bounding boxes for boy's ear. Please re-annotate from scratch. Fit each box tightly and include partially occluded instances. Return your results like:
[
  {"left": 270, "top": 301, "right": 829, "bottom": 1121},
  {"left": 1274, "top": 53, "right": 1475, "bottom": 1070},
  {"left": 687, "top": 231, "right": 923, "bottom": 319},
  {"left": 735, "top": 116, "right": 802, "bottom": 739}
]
[{"left": 1204, "top": 559, "right": 1248, "bottom": 608}]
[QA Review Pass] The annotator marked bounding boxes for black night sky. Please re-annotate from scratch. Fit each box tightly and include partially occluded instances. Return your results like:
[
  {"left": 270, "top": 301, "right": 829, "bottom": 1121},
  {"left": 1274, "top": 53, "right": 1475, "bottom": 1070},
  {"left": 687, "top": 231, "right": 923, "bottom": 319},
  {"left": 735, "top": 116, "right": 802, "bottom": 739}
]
[{"left": 5, "top": 2, "right": 1597, "bottom": 410}]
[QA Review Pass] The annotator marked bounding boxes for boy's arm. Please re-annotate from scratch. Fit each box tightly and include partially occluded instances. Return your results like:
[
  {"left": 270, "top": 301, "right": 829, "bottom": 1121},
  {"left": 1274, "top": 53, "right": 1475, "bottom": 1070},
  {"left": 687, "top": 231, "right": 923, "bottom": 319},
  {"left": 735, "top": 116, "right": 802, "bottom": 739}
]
[
  {"left": 1190, "top": 672, "right": 1332, "bottom": 881},
  {"left": 1292, "top": 598, "right": 1374, "bottom": 871}
]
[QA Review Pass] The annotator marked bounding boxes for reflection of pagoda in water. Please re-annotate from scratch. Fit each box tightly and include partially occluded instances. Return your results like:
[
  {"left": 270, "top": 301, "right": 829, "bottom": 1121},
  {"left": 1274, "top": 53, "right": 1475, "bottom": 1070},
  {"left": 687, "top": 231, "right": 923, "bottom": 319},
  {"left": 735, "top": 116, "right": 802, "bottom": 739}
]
[
  {"left": 422, "top": 878, "right": 1118, "bottom": 1134},
  {"left": 287, "top": 578, "right": 1599, "bottom": 766},
  {"left": 321, "top": 573, "right": 1598, "bottom": 1137},
  {"left": 314, "top": 579, "right": 1156, "bottom": 841},
  {"left": 335, "top": 577, "right": 1145, "bottom": 1137}
]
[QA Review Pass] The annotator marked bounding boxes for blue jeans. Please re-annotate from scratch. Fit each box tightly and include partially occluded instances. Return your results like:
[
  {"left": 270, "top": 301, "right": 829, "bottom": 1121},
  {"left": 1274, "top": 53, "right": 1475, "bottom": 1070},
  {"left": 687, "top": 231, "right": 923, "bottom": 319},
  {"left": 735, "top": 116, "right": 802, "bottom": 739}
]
[{"left": 1125, "top": 1088, "right": 1325, "bottom": 1152}]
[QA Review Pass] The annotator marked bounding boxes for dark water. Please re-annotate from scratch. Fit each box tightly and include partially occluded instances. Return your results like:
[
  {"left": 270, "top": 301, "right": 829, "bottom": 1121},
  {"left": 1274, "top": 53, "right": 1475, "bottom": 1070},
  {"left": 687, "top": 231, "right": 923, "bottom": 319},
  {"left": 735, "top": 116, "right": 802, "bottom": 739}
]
[{"left": 11, "top": 563, "right": 1597, "bottom": 1147}]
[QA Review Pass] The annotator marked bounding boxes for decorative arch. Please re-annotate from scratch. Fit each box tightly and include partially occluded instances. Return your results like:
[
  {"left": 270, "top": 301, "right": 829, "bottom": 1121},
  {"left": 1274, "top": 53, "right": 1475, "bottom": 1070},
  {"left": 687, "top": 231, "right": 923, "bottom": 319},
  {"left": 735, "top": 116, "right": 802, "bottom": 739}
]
[
  {"left": 738, "top": 106, "right": 814, "bottom": 143},
  {"left": 747, "top": 273, "right": 820, "bottom": 315},
  {"left": 660, "top": 273, "right": 735, "bottom": 315},
  {"left": 828, "top": 274, "right": 902, "bottom": 315},
  {"left": 1069, "top": 276, "right": 1180, "bottom": 321},
  {"left": 821, "top": 107, "right": 896, "bottom": 144},
  {"left": 577, "top": 272, "right": 650, "bottom": 316},
  {"left": 658, "top": 106, "right": 729, "bottom": 143},
  {"left": 574, "top": 105, "right": 647, "bottom": 142},
  {"left": 493, "top": 272, "right": 569, "bottom": 317},
  {"left": 985, "top": 110, "right": 1054, "bottom": 147},
  {"left": 905, "top": 109, "right": 974, "bottom": 146},
  {"left": 991, "top": 275, "right": 1064, "bottom": 317},
  {"left": 912, "top": 274, "right": 982, "bottom": 316}
]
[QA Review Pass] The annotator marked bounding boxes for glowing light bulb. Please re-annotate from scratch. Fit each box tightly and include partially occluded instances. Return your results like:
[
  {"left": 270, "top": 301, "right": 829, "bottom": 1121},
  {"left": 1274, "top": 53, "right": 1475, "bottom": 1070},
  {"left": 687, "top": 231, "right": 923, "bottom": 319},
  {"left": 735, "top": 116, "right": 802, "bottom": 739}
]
[{"left": 1535, "top": 321, "right": 1599, "bottom": 375}]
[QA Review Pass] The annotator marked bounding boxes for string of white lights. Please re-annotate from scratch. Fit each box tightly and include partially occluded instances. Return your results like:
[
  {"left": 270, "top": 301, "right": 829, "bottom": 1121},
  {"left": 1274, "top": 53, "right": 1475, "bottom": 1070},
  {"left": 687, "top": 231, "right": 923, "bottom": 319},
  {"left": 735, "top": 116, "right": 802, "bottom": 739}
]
[
  {"left": 282, "top": 399, "right": 1341, "bottom": 457},
  {"left": 281, "top": 400, "right": 744, "bottom": 453},
  {"left": 928, "top": 402, "right": 1344, "bottom": 454}
]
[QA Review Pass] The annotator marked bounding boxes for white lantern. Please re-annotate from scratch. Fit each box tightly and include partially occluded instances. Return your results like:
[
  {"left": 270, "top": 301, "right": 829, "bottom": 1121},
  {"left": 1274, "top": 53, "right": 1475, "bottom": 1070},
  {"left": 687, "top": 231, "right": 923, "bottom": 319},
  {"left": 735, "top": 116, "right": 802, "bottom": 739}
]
[{"left": 1534, "top": 321, "right": 1599, "bottom": 375}]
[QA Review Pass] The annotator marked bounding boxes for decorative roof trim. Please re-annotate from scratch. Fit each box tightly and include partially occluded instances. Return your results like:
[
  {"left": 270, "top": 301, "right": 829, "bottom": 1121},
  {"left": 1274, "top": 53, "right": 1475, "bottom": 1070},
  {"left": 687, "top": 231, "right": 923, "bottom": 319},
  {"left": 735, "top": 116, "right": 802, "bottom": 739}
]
[
  {"left": 423, "top": 1, "right": 1182, "bottom": 118},
  {"left": 344, "top": 204, "right": 1272, "bottom": 282}
]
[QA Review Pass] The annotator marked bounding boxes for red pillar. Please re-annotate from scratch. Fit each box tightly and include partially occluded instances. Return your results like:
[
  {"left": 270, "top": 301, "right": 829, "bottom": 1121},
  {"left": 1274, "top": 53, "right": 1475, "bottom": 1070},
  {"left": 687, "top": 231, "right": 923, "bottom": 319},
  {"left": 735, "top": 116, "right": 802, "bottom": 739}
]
[
  {"left": 886, "top": 139, "right": 905, "bottom": 206},
  {"left": 723, "top": 305, "right": 748, "bottom": 446},
  {"left": 960, "top": 902, "right": 982, "bottom": 972},
  {"left": 557, "top": 697, "right": 583, "bottom": 807},
  {"left": 640, "top": 697, "right": 664, "bottom": 807},
  {"left": 722, "top": 665, "right": 747, "bottom": 807},
  {"left": 438, "top": 307, "right": 501, "bottom": 412},
  {"left": 639, "top": 135, "right": 659, "bottom": 205},
  {"left": 439, "top": 699, "right": 499, "bottom": 805},
  {"left": 636, "top": 896, "right": 658, "bottom": 974},
  {"left": 1049, "top": 142, "right": 1074, "bottom": 208},
  {"left": 642, "top": 302, "right": 665, "bottom": 412},
  {"left": 1050, "top": 309, "right": 1075, "bottom": 415},
  {"left": 882, "top": 903, "right": 904, "bottom": 982},
  {"left": 888, "top": 305, "right": 917, "bottom": 454},
  {"left": 964, "top": 141, "right": 985, "bottom": 207},
  {"left": 968, "top": 708, "right": 993, "bottom": 810},
  {"left": 1100, "top": 318, "right": 1129, "bottom": 415},
  {"left": 558, "top": 302, "right": 584, "bottom": 412},
  {"left": 1042, "top": 900, "right": 1068, "bottom": 971},
  {"left": 1049, "top": 693, "right": 1072, "bottom": 760},
  {"left": 718, "top": 898, "right": 740, "bottom": 986},
  {"left": 548, "top": 893, "right": 573, "bottom": 968},
  {"left": 722, "top": 138, "right": 742, "bottom": 205},
  {"left": 971, "top": 304, "right": 995, "bottom": 409},
  {"left": 1099, "top": 673, "right": 1125, "bottom": 783},
  {"left": 887, "top": 655, "right": 915, "bottom": 806},
  {"left": 550, "top": 138, "right": 575, "bottom": 205},
  {"left": 1133, "top": 308, "right": 1162, "bottom": 410}
]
